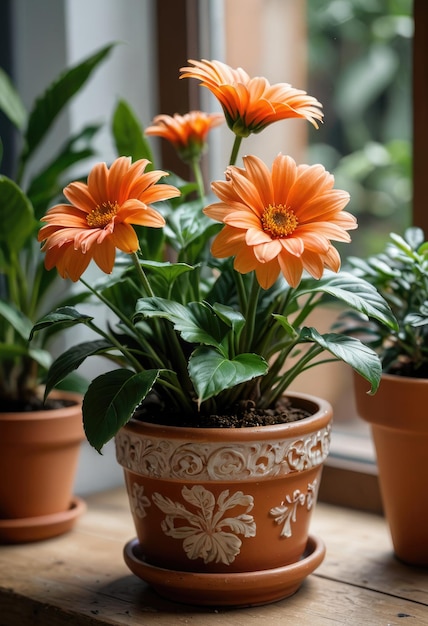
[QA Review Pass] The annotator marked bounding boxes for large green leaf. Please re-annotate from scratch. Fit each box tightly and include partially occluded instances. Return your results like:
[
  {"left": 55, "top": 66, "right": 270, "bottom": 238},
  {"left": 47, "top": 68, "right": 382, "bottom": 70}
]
[
  {"left": 301, "top": 327, "right": 382, "bottom": 393},
  {"left": 21, "top": 43, "right": 115, "bottom": 164},
  {"left": 0, "top": 176, "right": 35, "bottom": 252},
  {"left": 298, "top": 271, "right": 398, "bottom": 330},
  {"left": 135, "top": 298, "right": 229, "bottom": 349},
  {"left": 0, "top": 66, "right": 27, "bottom": 129},
  {"left": 112, "top": 100, "right": 154, "bottom": 165},
  {"left": 44, "top": 339, "right": 115, "bottom": 398},
  {"left": 188, "top": 346, "right": 268, "bottom": 406},
  {"left": 83, "top": 368, "right": 160, "bottom": 452}
]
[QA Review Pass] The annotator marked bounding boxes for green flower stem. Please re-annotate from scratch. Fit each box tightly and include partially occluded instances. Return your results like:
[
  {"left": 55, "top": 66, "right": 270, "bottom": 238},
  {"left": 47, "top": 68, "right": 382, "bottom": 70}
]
[
  {"left": 7, "top": 253, "right": 21, "bottom": 311},
  {"left": 258, "top": 340, "right": 298, "bottom": 397},
  {"left": 158, "top": 374, "right": 194, "bottom": 412},
  {"left": 291, "top": 292, "right": 319, "bottom": 329},
  {"left": 234, "top": 272, "right": 248, "bottom": 315},
  {"left": 190, "top": 156, "right": 206, "bottom": 200},
  {"left": 239, "top": 272, "right": 261, "bottom": 353},
  {"left": 130, "top": 252, "right": 154, "bottom": 297},
  {"left": 229, "top": 135, "right": 243, "bottom": 166},
  {"left": 165, "top": 325, "right": 195, "bottom": 395},
  {"left": 262, "top": 345, "right": 324, "bottom": 407},
  {"left": 85, "top": 318, "right": 144, "bottom": 373},
  {"left": 130, "top": 253, "right": 193, "bottom": 396},
  {"left": 78, "top": 275, "right": 158, "bottom": 360},
  {"left": 28, "top": 260, "right": 44, "bottom": 321}
]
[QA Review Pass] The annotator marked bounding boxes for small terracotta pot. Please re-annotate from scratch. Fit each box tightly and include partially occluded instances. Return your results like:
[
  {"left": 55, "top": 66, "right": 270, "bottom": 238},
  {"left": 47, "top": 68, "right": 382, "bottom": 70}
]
[
  {"left": 116, "top": 392, "right": 332, "bottom": 606},
  {"left": 0, "top": 391, "right": 84, "bottom": 522},
  {"left": 354, "top": 373, "right": 428, "bottom": 566}
]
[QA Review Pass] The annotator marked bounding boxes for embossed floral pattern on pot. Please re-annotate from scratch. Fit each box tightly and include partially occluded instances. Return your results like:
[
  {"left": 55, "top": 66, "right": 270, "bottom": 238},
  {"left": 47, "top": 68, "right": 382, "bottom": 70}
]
[
  {"left": 152, "top": 485, "right": 256, "bottom": 565},
  {"left": 270, "top": 480, "right": 318, "bottom": 538}
]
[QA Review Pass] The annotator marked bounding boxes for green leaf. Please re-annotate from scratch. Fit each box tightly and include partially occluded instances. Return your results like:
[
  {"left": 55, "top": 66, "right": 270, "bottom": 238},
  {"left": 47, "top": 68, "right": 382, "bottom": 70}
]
[
  {"left": 112, "top": 100, "right": 154, "bottom": 164},
  {"left": 83, "top": 368, "right": 160, "bottom": 452},
  {"left": 135, "top": 298, "right": 229, "bottom": 349},
  {"left": 0, "top": 176, "right": 36, "bottom": 251},
  {"left": 164, "top": 201, "right": 220, "bottom": 256},
  {"left": 30, "top": 306, "right": 94, "bottom": 340},
  {"left": 188, "top": 346, "right": 268, "bottom": 406},
  {"left": 301, "top": 328, "right": 382, "bottom": 393},
  {"left": 28, "top": 347, "right": 52, "bottom": 370},
  {"left": 21, "top": 43, "right": 116, "bottom": 165},
  {"left": 299, "top": 271, "right": 398, "bottom": 331},
  {"left": 272, "top": 314, "right": 299, "bottom": 339},
  {"left": 0, "top": 66, "right": 27, "bottom": 129},
  {"left": 212, "top": 302, "right": 246, "bottom": 335},
  {"left": 44, "top": 339, "right": 115, "bottom": 398},
  {"left": 140, "top": 260, "right": 195, "bottom": 291},
  {"left": 0, "top": 300, "right": 33, "bottom": 341}
]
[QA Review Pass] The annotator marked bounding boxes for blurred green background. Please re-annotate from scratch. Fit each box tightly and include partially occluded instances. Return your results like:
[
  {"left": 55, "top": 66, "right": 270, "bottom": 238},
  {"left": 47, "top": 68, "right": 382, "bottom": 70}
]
[{"left": 307, "top": 0, "right": 413, "bottom": 257}]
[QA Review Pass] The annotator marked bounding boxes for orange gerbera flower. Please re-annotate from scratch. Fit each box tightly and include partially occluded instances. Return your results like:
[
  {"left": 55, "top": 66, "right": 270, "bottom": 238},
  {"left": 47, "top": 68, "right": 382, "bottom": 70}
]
[
  {"left": 38, "top": 157, "right": 180, "bottom": 282},
  {"left": 204, "top": 154, "right": 356, "bottom": 289},
  {"left": 180, "top": 59, "right": 323, "bottom": 137},
  {"left": 145, "top": 111, "right": 224, "bottom": 163}
]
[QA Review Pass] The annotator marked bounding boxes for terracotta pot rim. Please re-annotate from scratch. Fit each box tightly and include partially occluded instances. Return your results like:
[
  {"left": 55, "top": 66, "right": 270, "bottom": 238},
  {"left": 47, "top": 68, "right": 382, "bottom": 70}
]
[
  {"left": 0, "top": 390, "right": 84, "bottom": 444},
  {"left": 0, "top": 390, "right": 83, "bottom": 423},
  {"left": 381, "top": 372, "right": 428, "bottom": 386},
  {"left": 126, "top": 391, "right": 332, "bottom": 443},
  {"left": 353, "top": 371, "right": 428, "bottom": 432}
]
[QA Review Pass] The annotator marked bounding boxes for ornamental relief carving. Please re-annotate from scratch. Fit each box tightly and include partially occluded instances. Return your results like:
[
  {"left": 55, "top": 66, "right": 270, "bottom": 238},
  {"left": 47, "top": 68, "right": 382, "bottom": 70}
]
[
  {"left": 116, "top": 424, "right": 330, "bottom": 481},
  {"left": 270, "top": 480, "right": 318, "bottom": 538},
  {"left": 129, "top": 480, "right": 317, "bottom": 564},
  {"left": 152, "top": 485, "right": 256, "bottom": 565}
]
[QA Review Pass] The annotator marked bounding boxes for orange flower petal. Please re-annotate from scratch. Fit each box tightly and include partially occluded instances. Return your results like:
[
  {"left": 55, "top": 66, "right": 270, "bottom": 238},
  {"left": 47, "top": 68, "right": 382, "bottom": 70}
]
[
  {"left": 206, "top": 153, "right": 355, "bottom": 288},
  {"left": 145, "top": 111, "right": 223, "bottom": 161},
  {"left": 39, "top": 157, "right": 180, "bottom": 281},
  {"left": 181, "top": 59, "right": 324, "bottom": 136},
  {"left": 255, "top": 259, "right": 281, "bottom": 290}
]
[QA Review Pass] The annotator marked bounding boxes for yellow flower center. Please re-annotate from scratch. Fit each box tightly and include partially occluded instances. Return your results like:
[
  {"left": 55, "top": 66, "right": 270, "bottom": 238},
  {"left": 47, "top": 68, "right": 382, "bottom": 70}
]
[
  {"left": 86, "top": 201, "right": 119, "bottom": 228},
  {"left": 261, "top": 204, "right": 298, "bottom": 238}
]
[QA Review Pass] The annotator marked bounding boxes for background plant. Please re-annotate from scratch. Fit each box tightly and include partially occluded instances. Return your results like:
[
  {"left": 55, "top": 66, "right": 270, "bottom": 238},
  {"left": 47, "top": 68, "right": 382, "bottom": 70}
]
[
  {"left": 307, "top": 0, "right": 412, "bottom": 255},
  {"left": 0, "top": 44, "right": 114, "bottom": 408},
  {"left": 339, "top": 227, "right": 428, "bottom": 377}
]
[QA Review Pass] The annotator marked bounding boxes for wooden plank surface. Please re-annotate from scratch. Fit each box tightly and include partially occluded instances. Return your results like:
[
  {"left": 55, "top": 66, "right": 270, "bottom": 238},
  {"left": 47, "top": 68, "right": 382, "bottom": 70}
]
[{"left": 0, "top": 488, "right": 427, "bottom": 625}]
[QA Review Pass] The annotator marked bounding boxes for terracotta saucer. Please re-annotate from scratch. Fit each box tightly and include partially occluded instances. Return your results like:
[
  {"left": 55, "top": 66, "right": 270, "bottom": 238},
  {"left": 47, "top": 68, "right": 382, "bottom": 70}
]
[
  {"left": 123, "top": 534, "right": 325, "bottom": 607},
  {"left": 0, "top": 496, "right": 86, "bottom": 544}
]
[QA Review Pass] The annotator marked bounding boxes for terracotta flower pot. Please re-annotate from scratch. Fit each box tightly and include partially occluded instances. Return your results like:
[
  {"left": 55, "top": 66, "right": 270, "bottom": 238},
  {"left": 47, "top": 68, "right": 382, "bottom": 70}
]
[
  {"left": 353, "top": 372, "right": 428, "bottom": 566},
  {"left": 115, "top": 391, "right": 332, "bottom": 606},
  {"left": 0, "top": 391, "right": 86, "bottom": 543}
]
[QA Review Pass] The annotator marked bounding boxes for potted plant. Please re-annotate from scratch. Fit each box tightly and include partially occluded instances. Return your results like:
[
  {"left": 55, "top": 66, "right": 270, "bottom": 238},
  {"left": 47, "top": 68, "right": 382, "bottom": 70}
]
[
  {"left": 0, "top": 44, "right": 114, "bottom": 542},
  {"left": 342, "top": 227, "right": 428, "bottom": 566},
  {"left": 32, "top": 58, "right": 396, "bottom": 605}
]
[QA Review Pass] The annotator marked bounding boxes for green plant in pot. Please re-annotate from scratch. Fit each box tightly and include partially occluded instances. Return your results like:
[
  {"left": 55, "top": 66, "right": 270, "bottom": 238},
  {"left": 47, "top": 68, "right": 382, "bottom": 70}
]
[
  {"left": 0, "top": 45, "right": 114, "bottom": 541},
  {"left": 32, "top": 58, "right": 397, "bottom": 604},
  {"left": 341, "top": 227, "right": 428, "bottom": 566}
]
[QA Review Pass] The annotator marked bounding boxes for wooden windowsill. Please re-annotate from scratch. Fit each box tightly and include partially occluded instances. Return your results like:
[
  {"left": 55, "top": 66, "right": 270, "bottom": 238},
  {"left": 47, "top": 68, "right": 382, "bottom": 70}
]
[{"left": 1, "top": 487, "right": 427, "bottom": 624}]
